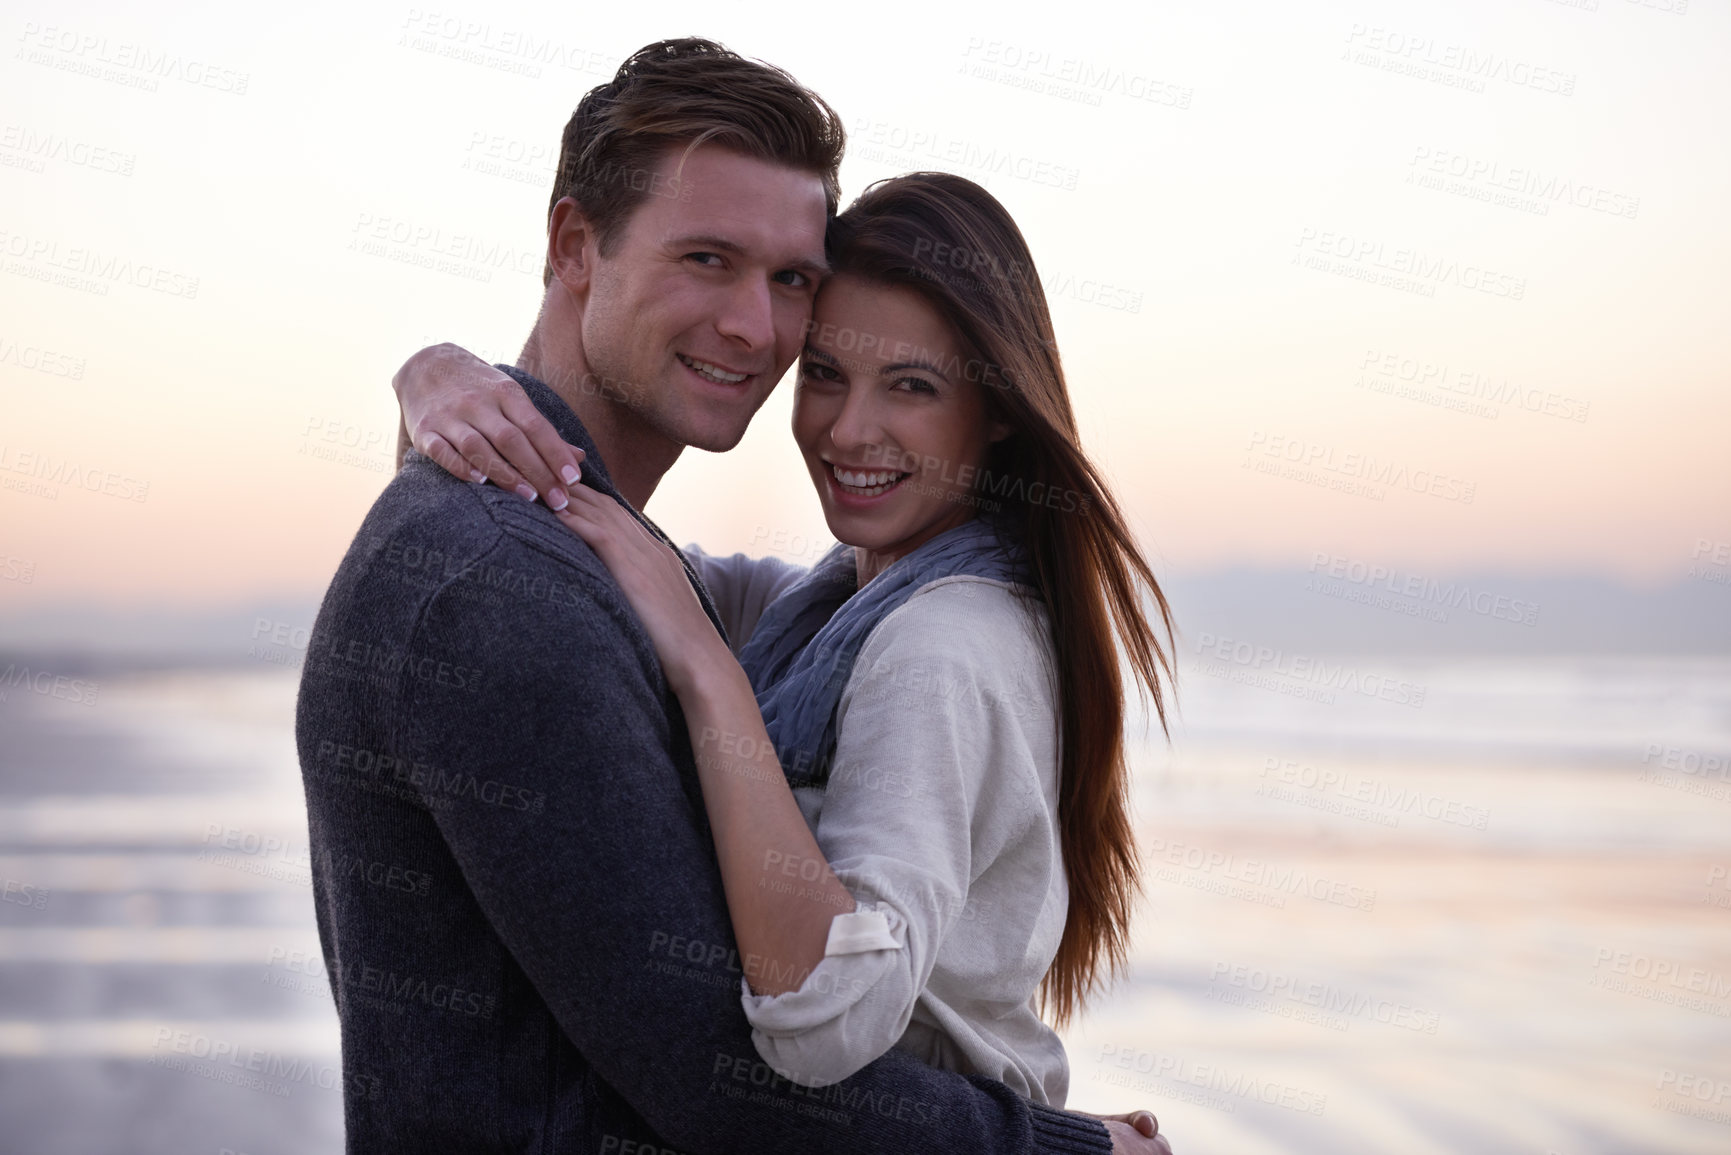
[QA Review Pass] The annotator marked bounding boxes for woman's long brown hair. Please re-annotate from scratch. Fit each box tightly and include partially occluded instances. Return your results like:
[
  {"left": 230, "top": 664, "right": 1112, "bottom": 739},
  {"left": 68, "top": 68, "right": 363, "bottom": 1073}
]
[{"left": 827, "top": 173, "right": 1176, "bottom": 1027}]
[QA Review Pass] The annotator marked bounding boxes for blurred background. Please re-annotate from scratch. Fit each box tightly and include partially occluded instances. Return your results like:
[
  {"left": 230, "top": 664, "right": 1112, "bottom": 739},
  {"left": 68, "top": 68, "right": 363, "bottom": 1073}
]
[{"left": 1, "top": 0, "right": 1727, "bottom": 1152}]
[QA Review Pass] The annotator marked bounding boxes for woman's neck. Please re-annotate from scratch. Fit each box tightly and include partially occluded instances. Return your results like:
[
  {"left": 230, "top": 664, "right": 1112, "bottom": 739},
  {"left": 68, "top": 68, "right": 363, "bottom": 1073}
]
[{"left": 850, "top": 511, "right": 977, "bottom": 586}]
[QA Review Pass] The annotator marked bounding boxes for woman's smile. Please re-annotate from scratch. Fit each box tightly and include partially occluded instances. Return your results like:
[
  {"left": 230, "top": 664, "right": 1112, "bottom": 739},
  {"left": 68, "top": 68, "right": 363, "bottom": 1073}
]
[
  {"left": 824, "top": 460, "right": 913, "bottom": 502},
  {"left": 793, "top": 273, "right": 1008, "bottom": 580}
]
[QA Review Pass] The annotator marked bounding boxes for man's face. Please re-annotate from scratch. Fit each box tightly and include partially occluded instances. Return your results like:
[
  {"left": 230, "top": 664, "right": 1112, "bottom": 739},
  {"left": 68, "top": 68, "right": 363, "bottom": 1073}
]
[{"left": 576, "top": 144, "right": 829, "bottom": 454}]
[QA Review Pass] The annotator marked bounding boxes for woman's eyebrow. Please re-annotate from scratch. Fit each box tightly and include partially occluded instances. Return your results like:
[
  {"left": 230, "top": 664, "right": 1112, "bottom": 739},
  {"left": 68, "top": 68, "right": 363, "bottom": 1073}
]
[
  {"left": 881, "top": 358, "right": 950, "bottom": 382},
  {"left": 801, "top": 345, "right": 841, "bottom": 367}
]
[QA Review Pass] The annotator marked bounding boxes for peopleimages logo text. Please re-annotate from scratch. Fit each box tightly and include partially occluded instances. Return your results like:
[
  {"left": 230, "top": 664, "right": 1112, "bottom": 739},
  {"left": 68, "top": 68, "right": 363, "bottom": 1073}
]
[
  {"left": 1308, "top": 553, "right": 1539, "bottom": 626},
  {"left": 1244, "top": 431, "right": 1476, "bottom": 504},
  {"left": 1193, "top": 632, "right": 1427, "bottom": 709}
]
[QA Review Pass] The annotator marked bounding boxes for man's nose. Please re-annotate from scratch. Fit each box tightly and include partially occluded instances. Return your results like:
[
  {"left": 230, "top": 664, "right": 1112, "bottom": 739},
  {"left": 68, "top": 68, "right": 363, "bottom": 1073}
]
[{"left": 716, "top": 276, "right": 775, "bottom": 352}]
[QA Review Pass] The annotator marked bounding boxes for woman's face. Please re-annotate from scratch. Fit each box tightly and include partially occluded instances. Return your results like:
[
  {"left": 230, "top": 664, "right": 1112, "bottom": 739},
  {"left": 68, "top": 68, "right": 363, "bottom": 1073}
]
[{"left": 792, "top": 274, "right": 1007, "bottom": 574}]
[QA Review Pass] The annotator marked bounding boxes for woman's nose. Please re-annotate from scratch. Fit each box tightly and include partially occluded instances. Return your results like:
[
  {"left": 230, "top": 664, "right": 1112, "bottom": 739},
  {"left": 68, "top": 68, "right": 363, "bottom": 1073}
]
[{"left": 825, "top": 389, "right": 885, "bottom": 455}]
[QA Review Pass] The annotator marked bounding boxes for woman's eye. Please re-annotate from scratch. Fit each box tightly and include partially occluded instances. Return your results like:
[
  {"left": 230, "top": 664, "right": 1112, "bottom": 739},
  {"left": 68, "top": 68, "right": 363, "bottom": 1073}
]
[
  {"left": 800, "top": 360, "right": 840, "bottom": 382},
  {"left": 894, "top": 376, "right": 938, "bottom": 396}
]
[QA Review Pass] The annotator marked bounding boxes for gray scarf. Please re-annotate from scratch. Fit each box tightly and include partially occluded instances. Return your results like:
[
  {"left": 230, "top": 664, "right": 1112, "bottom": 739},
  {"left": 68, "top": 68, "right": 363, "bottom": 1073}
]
[{"left": 735, "top": 517, "right": 1031, "bottom": 788}]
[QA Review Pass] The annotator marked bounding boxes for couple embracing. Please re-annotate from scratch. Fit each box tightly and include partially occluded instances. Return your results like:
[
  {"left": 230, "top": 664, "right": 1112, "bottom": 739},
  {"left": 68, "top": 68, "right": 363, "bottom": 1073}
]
[{"left": 297, "top": 36, "right": 1176, "bottom": 1155}]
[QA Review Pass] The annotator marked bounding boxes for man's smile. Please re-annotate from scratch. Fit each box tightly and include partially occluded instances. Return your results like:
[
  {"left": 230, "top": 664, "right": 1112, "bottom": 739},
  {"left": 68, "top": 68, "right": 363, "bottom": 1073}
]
[{"left": 676, "top": 353, "right": 753, "bottom": 385}]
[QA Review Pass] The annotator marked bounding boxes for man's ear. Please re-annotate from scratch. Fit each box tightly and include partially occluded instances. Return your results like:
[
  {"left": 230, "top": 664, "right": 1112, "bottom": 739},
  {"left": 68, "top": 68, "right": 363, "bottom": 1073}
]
[{"left": 547, "top": 196, "right": 598, "bottom": 292}]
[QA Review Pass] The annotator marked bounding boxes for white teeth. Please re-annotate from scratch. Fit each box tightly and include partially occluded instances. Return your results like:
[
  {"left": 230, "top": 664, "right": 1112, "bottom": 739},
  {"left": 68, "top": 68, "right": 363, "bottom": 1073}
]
[
  {"left": 831, "top": 465, "right": 908, "bottom": 496},
  {"left": 679, "top": 355, "right": 748, "bottom": 384},
  {"left": 836, "top": 468, "right": 897, "bottom": 487}
]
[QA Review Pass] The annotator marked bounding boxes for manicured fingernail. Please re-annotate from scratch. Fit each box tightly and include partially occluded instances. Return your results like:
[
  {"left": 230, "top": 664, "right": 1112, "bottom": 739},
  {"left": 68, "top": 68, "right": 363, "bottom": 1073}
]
[
  {"left": 515, "top": 483, "right": 538, "bottom": 503},
  {"left": 469, "top": 469, "right": 485, "bottom": 484},
  {"left": 548, "top": 488, "right": 568, "bottom": 511},
  {"left": 560, "top": 465, "right": 580, "bottom": 485}
]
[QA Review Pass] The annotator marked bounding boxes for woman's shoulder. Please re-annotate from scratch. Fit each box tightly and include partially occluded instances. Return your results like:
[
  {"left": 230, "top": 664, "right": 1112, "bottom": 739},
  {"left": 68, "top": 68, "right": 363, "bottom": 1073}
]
[
  {"left": 855, "top": 577, "right": 1054, "bottom": 695},
  {"left": 893, "top": 576, "right": 1049, "bottom": 641},
  {"left": 838, "top": 577, "right": 1060, "bottom": 820}
]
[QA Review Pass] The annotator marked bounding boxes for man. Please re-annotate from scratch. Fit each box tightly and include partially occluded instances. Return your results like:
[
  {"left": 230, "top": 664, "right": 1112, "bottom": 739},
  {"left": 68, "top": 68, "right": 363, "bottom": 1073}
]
[{"left": 298, "top": 37, "right": 1158, "bottom": 1153}]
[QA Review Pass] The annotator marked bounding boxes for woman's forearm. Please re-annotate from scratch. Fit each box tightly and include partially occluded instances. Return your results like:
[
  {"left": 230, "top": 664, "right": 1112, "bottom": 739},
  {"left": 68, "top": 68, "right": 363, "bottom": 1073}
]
[{"left": 669, "top": 643, "right": 856, "bottom": 996}]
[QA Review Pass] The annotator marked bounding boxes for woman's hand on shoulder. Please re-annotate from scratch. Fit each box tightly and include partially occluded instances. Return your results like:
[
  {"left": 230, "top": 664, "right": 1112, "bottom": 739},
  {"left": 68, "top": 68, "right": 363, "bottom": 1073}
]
[
  {"left": 1083, "top": 1109, "right": 1172, "bottom": 1154},
  {"left": 393, "top": 342, "right": 584, "bottom": 509},
  {"left": 554, "top": 485, "right": 722, "bottom": 689}
]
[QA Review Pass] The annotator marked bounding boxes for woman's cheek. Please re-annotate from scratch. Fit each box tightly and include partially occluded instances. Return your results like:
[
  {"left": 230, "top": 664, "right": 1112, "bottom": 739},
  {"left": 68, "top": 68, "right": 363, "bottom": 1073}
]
[{"left": 789, "top": 392, "right": 822, "bottom": 453}]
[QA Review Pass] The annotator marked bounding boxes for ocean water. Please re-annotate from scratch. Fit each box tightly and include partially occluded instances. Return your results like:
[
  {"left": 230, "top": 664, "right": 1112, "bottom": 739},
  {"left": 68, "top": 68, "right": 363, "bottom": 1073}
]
[
  {"left": 1067, "top": 653, "right": 1731, "bottom": 1154},
  {"left": 0, "top": 656, "right": 1727, "bottom": 1153},
  {"left": 1167, "top": 652, "right": 1731, "bottom": 771},
  {"left": 0, "top": 665, "right": 339, "bottom": 1155}
]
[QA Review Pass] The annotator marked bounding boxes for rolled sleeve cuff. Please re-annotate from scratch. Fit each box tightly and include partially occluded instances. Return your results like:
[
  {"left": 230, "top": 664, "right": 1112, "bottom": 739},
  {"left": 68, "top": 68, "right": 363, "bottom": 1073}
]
[
  {"left": 739, "top": 903, "right": 911, "bottom": 1087},
  {"left": 825, "top": 905, "right": 906, "bottom": 955}
]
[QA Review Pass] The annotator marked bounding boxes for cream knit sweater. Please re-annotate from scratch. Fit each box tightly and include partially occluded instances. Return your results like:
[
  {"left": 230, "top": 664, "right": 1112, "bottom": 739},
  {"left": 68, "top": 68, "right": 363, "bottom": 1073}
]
[{"left": 686, "top": 547, "right": 1070, "bottom": 1107}]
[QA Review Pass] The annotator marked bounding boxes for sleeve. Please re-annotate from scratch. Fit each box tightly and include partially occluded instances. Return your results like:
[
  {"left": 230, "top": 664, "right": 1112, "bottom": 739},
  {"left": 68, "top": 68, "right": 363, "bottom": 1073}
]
[
  {"left": 740, "top": 581, "right": 1037, "bottom": 1088},
  {"left": 682, "top": 544, "right": 808, "bottom": 652},
  {"left": 401, "top": 550, "right": 1109, "bottom": 1155}
]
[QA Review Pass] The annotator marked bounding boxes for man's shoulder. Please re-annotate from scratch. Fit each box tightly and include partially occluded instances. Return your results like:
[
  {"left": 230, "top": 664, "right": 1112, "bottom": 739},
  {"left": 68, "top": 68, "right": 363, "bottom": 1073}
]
[
  {"left": 367, "top": 457, "right": 601, "bottom": 576},
  {"left": 298, "top": 463, "right": 672, "bottom": 786},
  {"left": 330, "top": 458, "right": 636, "bottom": 648}
]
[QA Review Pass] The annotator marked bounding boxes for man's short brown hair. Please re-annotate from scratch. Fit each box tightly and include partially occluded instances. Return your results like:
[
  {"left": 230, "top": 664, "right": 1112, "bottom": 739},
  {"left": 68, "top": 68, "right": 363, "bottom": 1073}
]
[{"left": 544, "top": 38, "right": 845, "bottom": 284}]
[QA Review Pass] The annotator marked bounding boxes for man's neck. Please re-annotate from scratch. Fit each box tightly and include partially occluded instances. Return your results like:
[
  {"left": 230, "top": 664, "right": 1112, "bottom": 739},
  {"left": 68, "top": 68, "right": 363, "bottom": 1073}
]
[{"left": 517, "top": 332, "right": 681, "bottom": 511}]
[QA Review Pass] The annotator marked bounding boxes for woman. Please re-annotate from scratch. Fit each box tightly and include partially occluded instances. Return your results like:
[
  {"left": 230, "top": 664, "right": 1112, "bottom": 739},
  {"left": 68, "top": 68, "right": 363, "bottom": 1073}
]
[{"left": 393, "top": 173, "right": 1173, "bottom": 1129}]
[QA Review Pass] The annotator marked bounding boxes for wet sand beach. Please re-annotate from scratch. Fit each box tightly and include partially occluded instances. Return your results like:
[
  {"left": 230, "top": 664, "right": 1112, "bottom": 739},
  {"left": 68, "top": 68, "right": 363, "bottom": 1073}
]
[{"left": 1, "top": 660, "right": 1726, "bottom": 1153}]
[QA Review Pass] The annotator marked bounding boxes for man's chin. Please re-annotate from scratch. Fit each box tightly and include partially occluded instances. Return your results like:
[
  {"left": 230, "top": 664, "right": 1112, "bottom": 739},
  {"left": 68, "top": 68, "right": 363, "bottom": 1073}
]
[
  {"left": 674, "top": 395, "right": 771, "bottom": 453},
  {"left": 678, "top": 419, "right": 754, "bottom": 455}
]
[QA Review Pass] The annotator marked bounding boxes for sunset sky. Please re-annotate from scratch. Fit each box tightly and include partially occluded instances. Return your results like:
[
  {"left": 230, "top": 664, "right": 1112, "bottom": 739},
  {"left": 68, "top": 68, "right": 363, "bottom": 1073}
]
[{"left": 2, "top": 0, "right": 1726, "bottom": 614}]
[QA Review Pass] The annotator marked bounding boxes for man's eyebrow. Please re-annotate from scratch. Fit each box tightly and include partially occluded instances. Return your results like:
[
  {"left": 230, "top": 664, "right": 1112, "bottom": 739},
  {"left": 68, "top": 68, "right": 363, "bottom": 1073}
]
[
  {"left": 668, "top": 233, "right": 830, "bottom": 276},
  {"left": 667, "top": 232, "right": 745, "bottom": 256}
]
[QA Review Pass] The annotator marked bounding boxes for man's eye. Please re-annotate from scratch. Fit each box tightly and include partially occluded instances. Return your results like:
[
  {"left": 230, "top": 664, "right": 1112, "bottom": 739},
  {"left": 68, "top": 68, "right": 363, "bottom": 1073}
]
[
  {"left": 773, "top": 270, "right": 812, "bottom": 288},
  {"left": 686, "top": 252, "right": 723, "bottom": 267}
]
